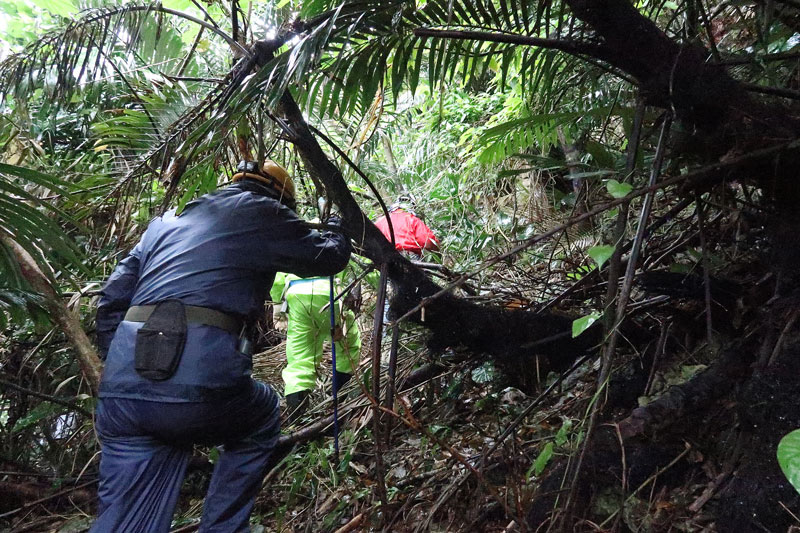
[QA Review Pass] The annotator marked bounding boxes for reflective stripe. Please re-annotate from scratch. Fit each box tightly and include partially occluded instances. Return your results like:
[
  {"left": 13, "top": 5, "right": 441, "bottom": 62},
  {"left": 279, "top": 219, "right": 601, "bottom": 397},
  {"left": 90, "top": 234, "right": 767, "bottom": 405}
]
[
  {"left": 287, "top": 277, "right": 325, "bottom": 288},
  {"left": 285, "top": 277, "right": 329, "bottom": 296}
]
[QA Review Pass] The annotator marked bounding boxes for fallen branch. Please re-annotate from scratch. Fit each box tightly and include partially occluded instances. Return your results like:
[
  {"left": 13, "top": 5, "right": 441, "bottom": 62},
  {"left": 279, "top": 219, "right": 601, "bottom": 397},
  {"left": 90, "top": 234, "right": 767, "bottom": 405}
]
[
  {"left": 741, "top": 81, "right": 800, "bottom": 101},
  {"left": 617, "top": 347, "right": 752, "bottom": 439},
  {"left": 0, "top": 479, "right": 96, "bottom": 519},
  {"left": 527, "top": 344, "right": 754, "bottom": 529},
  {"left": 333, "top": 512, "right": 365, "bottom": 533}
]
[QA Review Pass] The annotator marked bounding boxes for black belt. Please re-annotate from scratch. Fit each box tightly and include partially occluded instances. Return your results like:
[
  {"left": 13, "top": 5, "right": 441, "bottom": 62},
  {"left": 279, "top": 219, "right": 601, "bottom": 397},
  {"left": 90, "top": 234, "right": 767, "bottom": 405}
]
[{"left": 125, "top": 305, "right": 242, "bottom": 335}]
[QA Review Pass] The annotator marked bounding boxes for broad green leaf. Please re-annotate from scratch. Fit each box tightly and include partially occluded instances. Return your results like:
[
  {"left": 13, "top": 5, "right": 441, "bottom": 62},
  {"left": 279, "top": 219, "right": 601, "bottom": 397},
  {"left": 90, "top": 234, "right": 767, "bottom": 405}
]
[
  {"left": 533, "top": 442, "right": 554, "bottom": 476},
  {"left": 555, "top": 419, "right": 573, "bottom": 446},
  {"left": 588, "top": 245, "right": 615, "bottom": 269},
  {"left": 12, "top": 402, "right": 63, "bottom": 432},
  {"left": 670, "top": 263, "right": 692, "bottom": 274},
  {"left": 391, "top": 39, "right": 410, "bottom": 102},
  {"left": 300, "top": 0, "right": 327, "bottom": 18},
  {"left": 681, "top": 364, "right": 707, "bottom": 380},
  {"left": 410, "top": 37, "right": 427, "bottom": 95},
  {"left": 778, "top": 430, "right": 800, "bottom": 495},
  {"left": 572, "top": 312, "right": 601, "bottom": 338},
  {"left": 664, "top": 1, "right": 680, "bottom": 9},
  {"left": 566, "top": 264, "right": 594, "bottom": 281},
  {"left": 606, "top": 179, "right": 633, "bottom": 198},
  {"left": 471, "top": 362, "right": 496, "bottom": 384}
]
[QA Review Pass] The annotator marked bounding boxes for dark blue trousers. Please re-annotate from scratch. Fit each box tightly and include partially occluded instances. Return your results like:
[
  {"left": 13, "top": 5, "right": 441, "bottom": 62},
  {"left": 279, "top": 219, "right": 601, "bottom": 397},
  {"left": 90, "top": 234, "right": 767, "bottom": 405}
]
[{"left": 91, "top": 381, "right": 280, "bottom": 533}]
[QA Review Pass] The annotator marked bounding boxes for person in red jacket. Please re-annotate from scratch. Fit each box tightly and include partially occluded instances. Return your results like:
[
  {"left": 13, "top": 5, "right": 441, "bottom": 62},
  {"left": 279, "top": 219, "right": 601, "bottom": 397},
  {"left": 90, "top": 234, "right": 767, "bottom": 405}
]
[
  {"left": 374, "top": 195, "right": 439, "bottom": 332},
  {"left": 374, "top": 195, "right": 439, "bottom": 257}
]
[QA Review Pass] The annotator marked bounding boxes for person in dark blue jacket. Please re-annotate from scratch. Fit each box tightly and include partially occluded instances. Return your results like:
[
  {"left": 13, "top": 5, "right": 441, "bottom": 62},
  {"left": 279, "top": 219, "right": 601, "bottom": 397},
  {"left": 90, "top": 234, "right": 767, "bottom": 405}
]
[{"left": 91, "top": 160, "right": 351, "bottom": 533}]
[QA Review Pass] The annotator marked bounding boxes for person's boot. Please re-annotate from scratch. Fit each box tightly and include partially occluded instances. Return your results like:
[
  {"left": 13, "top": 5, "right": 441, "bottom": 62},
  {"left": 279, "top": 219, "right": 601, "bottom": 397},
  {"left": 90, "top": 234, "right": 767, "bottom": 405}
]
[
  {"left": 332, "top": 371, "right": 352, "bottom": 395},
  {"left": 285, "top": 390, "right": 309, "bottom": 424}
]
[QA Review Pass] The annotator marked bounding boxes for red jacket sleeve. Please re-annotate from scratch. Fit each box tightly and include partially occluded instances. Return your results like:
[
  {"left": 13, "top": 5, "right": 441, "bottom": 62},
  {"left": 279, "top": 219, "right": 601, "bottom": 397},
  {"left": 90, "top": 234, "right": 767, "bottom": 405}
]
[{"left": 413, "top": 217, "right": 439, "bottom": 252}]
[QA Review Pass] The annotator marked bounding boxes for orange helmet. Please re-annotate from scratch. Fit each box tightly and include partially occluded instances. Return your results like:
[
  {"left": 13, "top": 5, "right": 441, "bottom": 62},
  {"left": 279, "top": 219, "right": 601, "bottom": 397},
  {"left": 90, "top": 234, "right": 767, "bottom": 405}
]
[{"left": 232, "top": 160, "right": 296, "bottom": 209}]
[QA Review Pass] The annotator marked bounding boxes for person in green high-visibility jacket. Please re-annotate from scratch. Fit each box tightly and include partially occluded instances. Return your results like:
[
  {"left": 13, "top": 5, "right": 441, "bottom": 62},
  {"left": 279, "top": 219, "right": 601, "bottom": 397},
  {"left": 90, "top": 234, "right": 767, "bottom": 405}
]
[{"left": 271, "top": 272, "right": 361, "bottom": 420}]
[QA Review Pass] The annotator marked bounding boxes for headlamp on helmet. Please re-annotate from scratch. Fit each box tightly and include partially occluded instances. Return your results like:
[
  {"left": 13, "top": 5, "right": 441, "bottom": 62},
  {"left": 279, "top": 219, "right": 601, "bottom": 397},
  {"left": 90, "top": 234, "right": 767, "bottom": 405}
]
[
  {"left": 390, "top": 192, "right": 418, "bottom": 213},
  {"left": 236, "top": 160, "right": 261, "bottom": 174},
  {"left": 232, "top": 160, "right": 296, "bottom": 210}
]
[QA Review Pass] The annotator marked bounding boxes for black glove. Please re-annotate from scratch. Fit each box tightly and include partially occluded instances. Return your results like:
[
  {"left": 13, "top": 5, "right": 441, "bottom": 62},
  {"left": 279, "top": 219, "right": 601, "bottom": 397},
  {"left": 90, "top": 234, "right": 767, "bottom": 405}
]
[{"left": 326, "top": 214, "right": 343, "bottom": 228}]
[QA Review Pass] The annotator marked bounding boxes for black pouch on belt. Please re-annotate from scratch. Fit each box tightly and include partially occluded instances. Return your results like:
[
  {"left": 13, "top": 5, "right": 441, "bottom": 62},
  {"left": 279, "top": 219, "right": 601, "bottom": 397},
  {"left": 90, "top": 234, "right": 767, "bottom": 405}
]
[{"left": 134, "top": 300, "right": 187, "bottom": 381}]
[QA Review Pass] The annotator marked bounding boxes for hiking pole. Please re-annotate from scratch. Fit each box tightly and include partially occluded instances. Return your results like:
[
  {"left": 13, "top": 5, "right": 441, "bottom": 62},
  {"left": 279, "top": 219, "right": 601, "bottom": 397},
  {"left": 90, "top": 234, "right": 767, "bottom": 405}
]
[
  {"left": 328, "top": 274, "right": 340, "bottom": 464},
  {"left": 319, "top": 197, "right": 341, "bottom": 463}
]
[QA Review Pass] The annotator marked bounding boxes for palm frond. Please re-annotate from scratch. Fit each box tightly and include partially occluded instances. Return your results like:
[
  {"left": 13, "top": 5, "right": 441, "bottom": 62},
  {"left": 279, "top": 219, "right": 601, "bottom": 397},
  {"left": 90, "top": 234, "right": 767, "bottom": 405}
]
[
  {"left": 0, "top": 3, "right": 234, "bottom": 106},
  {"left": 0, "top": 163, "right": 86, "bottom": 282}
]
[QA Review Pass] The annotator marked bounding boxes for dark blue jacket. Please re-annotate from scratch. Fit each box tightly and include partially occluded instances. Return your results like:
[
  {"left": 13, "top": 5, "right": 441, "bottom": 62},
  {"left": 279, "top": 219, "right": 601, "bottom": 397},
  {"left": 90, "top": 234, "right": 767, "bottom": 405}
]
[{"left": 96, "top": 182, "right": 351, "bottom": 402}]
